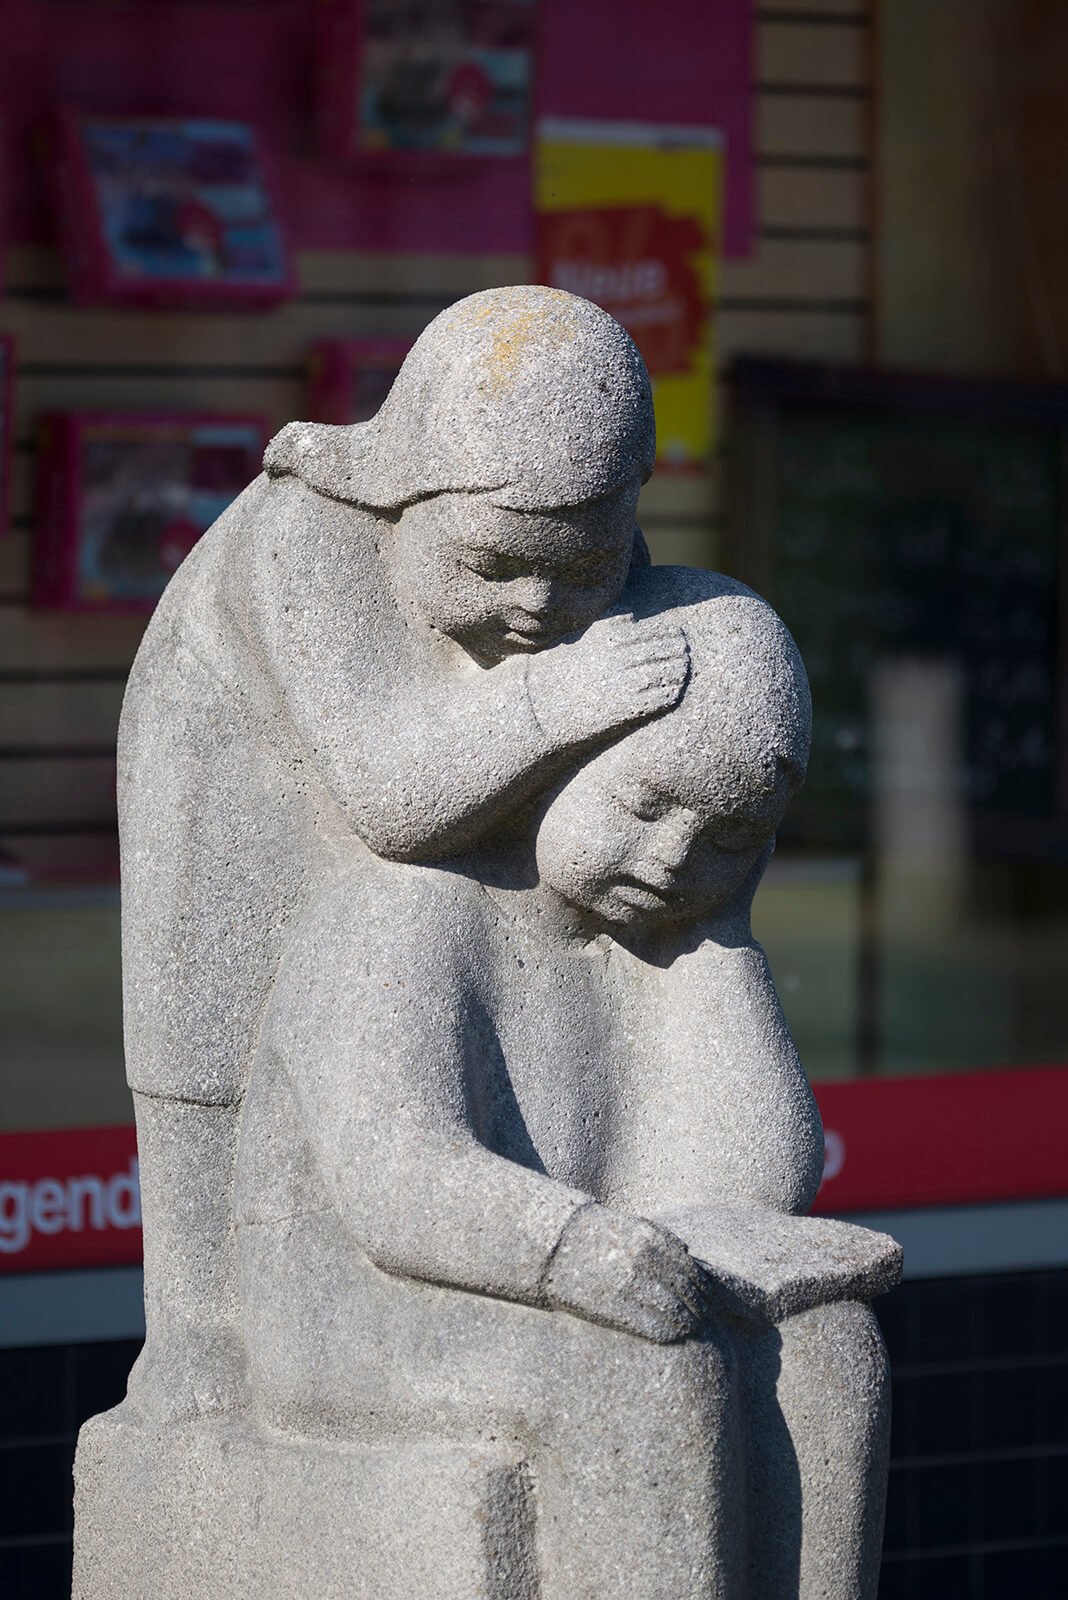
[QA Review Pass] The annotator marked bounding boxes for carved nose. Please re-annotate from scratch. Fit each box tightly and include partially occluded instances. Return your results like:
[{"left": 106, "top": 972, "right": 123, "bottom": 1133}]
[
  {"left": 514, "top": 579, "right": 556, "bottom": 617},
  {"left": 648, "top": 813, "right": 699, "bottom": 875}
]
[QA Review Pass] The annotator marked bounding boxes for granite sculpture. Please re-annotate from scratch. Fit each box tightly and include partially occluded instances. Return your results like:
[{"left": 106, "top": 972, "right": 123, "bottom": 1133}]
[{"left": 73, "top": 287, "right": 901, "bottom": 1600}]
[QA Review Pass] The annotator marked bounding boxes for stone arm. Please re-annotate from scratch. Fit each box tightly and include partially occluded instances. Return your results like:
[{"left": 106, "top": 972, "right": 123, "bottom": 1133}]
[
  {"left": 242, "top": 479, "right": 686, "bottom": 862},
  {"left": 270, "top": 880, "right": 591, "bottom": 1304},
  {"left": 617, "top": 935, "right": 824, "bottom": 1217},
  {"left": 282, "top": 639, "right": 689, "bottom": 864},
  {"left": 301, "top": 655, "right": 572, "bottom": 863},
  {"left": 612, "top": 849, "right": 824, "bottom": 1218}
]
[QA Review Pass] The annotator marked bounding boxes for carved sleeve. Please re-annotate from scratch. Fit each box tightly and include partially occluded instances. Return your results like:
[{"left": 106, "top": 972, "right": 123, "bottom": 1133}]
[
  {"left": 242, "top": 482, "right": 571, "bottom": 862},
  {"left": 312, "top": 656, "right": 566, "bottom": 862},
  {"left": 268, "top": 871, "right": 591, "bottom": 1304}
]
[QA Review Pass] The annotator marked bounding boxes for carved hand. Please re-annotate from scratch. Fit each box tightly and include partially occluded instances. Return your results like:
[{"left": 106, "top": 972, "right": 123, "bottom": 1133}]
[
  {"left": 542, "top": 1202, "right": 717, "bottom": 1343},
  {"left": 526, "top": 615, "right": 690, "bottom": 745}
]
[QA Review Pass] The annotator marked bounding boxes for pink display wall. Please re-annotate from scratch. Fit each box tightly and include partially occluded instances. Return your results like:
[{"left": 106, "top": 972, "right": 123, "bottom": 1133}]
[{"left": 1, "top": 0, "right": 753, "bottom": 258}]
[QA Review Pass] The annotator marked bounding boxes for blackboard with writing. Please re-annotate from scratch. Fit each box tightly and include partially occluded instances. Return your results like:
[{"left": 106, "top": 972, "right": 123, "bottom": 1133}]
[{"left": 730, "top": 361, "right": 1066, "bottom": 853}]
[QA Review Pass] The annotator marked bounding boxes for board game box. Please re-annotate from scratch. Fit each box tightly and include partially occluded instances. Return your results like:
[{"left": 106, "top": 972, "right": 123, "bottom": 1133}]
[
  {"left": 49, "top": 112, "right": 295, "bottom": 309},
  {"left": 32, "top": 412, "right": 267, "bottom": 611}
]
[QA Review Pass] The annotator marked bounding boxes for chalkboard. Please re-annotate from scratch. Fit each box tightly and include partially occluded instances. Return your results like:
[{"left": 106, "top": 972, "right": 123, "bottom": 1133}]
[{"left": 729, "top": 361, "right": 1068, "bottom": 853}]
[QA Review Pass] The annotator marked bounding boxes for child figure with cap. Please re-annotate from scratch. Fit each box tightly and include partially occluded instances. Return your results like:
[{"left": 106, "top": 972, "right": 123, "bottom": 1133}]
[{"left": 118, "top": 287, "right": 689, "bottom": 1421}]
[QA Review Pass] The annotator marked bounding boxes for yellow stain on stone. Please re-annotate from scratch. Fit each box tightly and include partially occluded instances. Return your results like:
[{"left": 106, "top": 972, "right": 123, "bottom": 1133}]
[{"left": 450, "top": 289, "right": 581, "bottom": 396}]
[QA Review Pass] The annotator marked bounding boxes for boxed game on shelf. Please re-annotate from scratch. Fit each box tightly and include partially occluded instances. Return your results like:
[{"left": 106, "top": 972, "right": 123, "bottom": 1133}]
[
  {"left": 318, "top": 0, "right": 536, "bottom": 162},
  {"left": 32, "top": 413, "right": 267, "bottom": 611},
  {"left": 307, "top": 338, "right": 412, "bottom": 424},
  {"left": 48, "top": 111, "right": 295, "bottom": 309}
]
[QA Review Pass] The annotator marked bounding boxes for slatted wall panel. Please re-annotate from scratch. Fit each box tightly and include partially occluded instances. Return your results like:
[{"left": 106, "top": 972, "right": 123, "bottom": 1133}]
[{"left": 0, "top": 3, "right": 871, "bottom": 879}]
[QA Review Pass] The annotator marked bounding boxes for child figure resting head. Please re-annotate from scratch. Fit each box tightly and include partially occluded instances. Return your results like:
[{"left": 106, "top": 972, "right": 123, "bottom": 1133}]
[{"left": 233, "top": 567, "right": 890, "bottom": 1600}]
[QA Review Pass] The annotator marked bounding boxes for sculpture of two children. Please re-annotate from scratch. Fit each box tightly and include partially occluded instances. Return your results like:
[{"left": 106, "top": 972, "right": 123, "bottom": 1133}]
[{"left": 73, "top": 287, "right": 899, "bottom": 1600}]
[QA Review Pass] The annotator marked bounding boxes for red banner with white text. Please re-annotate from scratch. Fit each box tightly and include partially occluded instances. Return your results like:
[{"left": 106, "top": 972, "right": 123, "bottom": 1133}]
[{"left": 0, "top": 1124, "right": 141, "bottom": 1273}]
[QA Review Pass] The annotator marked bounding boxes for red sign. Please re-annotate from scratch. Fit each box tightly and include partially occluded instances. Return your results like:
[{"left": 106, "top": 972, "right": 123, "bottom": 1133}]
[
  {"left": 811, "top": 1065, "right": 1068, "bottom": 1215},
  {"left": 2, "top": 1067, "right": 1066, "bottom": 1272},
  {"left": 0, "top": 1124, "right": 140, "bottom": 1273},
  {"left": 536, "top": 205, "right": 707, "bottom": 377}
]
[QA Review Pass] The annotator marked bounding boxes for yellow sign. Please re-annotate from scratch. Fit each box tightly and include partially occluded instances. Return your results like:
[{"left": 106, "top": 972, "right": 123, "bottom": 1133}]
[{"left": 535, "top": 118, "right": 722, "bottom": 470}]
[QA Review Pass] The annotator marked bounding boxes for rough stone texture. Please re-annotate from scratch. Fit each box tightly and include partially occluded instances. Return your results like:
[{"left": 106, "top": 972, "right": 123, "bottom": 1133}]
[
  {"left": 74, "top": 287, "right": 901, "bottom": 1598},
  {"left": 74, "top": 1409, "right": 536, "bottom": 1600},
  {"left": 661, "top": 1208, "right": 903, "bottom": 1325},
  {"left": 113, "top": 286, "right": 668, "bottom": 1424},
  {"left": 263, "top": 284, "right": 656, "bottom": 511}
]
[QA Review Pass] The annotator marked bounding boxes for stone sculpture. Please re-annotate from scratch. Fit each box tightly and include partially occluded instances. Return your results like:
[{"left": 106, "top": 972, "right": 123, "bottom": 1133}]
[{"left": 73, "top": 287, "right": 901, "bottom": 1600}]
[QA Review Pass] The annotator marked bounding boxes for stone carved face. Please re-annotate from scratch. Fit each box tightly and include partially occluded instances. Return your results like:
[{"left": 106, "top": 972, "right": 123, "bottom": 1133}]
[
  {"left": 534, "top": 715, "right": 795, "bottom": 931},
  {"left": 532, "top": 580, "right": 811, "bottom": 933},
  {"left": 392, "top": 476, "right": 641, "bottom": 665}
]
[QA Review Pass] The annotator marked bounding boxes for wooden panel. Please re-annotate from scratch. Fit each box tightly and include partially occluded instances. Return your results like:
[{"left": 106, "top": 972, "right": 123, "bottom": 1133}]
[
  {"left": 757, "top": 91, "right": 867, "bottom": 158},
  {"left": 4, "top": 267, "right": 869, "bottom": 400},
  {"left": 873, "top": 0, "right": 1035, "bottom": 374},
  {"left": 640, "top": 465, "right": 726, "bottom": 573},
  {"left": 0, "top": 681, "right": 124, "bottom": 745},
  {"left": 5, "top": 245, "right": 531, "bottom": 301},
  {"left": 0, "top": 831, "right": 120, "bottom": 881},
  {"left": 13, "top": 375, "right": 303, "bottom": 434},
  {"left": 721, "top": 236, "right": 867, "bottom": 300},
  {"left": 759, "top": 166, "right": 868, "bottom": 230},
  {"left": 9, "top": 454, "right": 35, "bottom": 521},
  {"left": 639, "top": 471, "right": 721, "bottom": 518},
  {"left": 0, "top": 611, "right": 146, "bottom": 670},
  {"left": 297, "top": 250, "right": 529, "bottom": 295},
  {"left": 0, "top": 757, "right": 117, "bottom": 827},
  {"left": 4, "top": 246, "right": 65, "bottom": 290},
  {"left": 1000, "top": 0, "right": 1068, "bottom": 378},
  {"left": 719, "top": 307, "right": 867, "bottom": 363},
  {"left": 0, "top": 531, "right": 30, "bottom": 594},
  {"left": 759, "top": 1, "right": 867, "bottom": 14},
  {"left": 643, "top": 525, "right": 722, "bottom": 570},
  {"left": 1, "top": 0, "right": 875, "bottom": 883},
  {"left": 758, "top": 18, "right": 869, "bottom": 86},
  {"left": 0, "top": 301, "right": 446, "bottom": 368}
]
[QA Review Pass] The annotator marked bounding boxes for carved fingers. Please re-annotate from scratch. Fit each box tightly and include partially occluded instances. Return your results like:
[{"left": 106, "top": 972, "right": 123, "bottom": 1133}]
[
  {"left": 608, "top": 617, "right": 691, "bottom": 717},
  {"left": 527, "top": 615, "right": 690, "bottom": 744},
  {"left": 542, "top": 1203, "right": 718, "bottom": 1344}
]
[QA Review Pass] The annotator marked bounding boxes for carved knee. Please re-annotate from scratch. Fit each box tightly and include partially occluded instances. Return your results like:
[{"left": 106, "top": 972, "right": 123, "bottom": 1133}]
[
  {"left": 617, "top": 1327, "right": 736, "bottom": 1424},
  {"left": 778, "top": 1299, "right": 890, "bottom": 1429}
]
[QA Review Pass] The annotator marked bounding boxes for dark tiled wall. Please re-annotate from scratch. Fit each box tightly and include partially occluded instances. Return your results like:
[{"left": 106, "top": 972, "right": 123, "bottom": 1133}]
[
  {"left": 0, "top": 1271, "right": 1065, "bottom": 1599},
  {"left": 877, "top": 1269, "right": 1068, "bottom": 1598},
  {"left": 0, "top": 1338, "right": 140, "bottom": 1599}
]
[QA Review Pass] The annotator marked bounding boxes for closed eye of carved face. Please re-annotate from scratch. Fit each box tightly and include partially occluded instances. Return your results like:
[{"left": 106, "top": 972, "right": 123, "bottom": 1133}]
[
  {"left": 393, "top": 478, "right": 641, "bottom": 664},
  {"left": 460, "top": 547, "right": 618, "bottom": 585},
  {"left": 609, "top": 778, "right": 775, "bottom": 855}
]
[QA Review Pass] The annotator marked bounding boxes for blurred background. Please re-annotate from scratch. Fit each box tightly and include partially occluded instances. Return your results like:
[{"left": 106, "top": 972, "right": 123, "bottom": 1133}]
[{"left": 1, "top": 2, "right": 1066, "bottom": 1596}]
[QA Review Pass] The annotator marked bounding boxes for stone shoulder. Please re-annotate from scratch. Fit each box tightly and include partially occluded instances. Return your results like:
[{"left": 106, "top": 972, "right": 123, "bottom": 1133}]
[{"left": 283, "top": 852, "right": 494, "bottom": 993}]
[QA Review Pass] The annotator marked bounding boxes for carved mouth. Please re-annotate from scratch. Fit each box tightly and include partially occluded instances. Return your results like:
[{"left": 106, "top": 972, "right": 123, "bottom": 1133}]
[
  {"left": 611, "top": 877, "right": 682, "bottom": 911},
  {"left": 499, "top": 622, "right": 561, "bottom": 648}
]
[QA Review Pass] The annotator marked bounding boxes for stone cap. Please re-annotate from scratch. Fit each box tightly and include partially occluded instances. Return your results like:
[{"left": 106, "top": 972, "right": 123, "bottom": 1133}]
[{"left": 265, "top": 285, "right": 656, "bottom": 512}]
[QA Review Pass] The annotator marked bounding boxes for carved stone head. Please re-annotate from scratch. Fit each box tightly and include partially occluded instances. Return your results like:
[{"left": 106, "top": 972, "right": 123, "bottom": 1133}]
[
  {"left": 267, "top": 285, "right": 655, "bottom": 509},
  {"left": 266, "top": 286, "right": 659, "bottom": 664},
  {"left": 534, "top": 568, "right": 812, "bottom": 931}
]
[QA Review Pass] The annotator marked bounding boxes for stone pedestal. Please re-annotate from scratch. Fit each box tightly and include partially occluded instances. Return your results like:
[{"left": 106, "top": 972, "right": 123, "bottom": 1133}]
[{"left": 73, "top": 1406, "right": 535, "bottom": 1600}]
